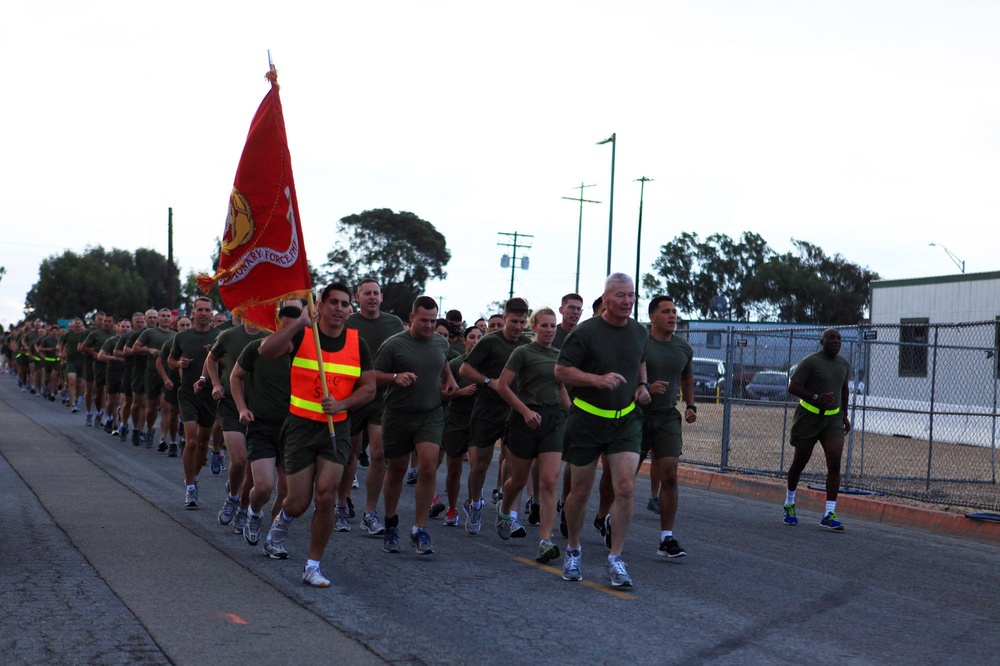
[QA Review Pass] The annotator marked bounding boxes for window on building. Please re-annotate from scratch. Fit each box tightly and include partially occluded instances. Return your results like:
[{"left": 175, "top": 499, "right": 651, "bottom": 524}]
[
  {"left": 706, "top": 331, "right": 722, "bottom": 349},
  {"left": 899, "top": 318, "right": 928, "bottom": 378}
]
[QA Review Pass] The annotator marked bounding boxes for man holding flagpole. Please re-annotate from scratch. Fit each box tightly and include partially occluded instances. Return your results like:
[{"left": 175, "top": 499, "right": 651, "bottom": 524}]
[{"left": 258, "top": 284, "right": 375, "bottom": 587}]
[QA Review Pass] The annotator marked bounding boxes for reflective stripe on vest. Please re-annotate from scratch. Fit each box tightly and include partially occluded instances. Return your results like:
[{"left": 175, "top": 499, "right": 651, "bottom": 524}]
[
  {"left": 289, "top": 328, "right": 361, "bottom": 422},
  {"left": 572, "top": 397, "right": 636, "bottom": 419},
  {"left": 799, "top": 400, "right": 840, "bottom": 416}
]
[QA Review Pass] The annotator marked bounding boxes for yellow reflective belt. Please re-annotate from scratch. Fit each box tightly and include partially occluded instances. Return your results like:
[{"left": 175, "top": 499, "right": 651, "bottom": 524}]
[
  {"left": 288, "top": 395, "right": 347, "bottom": 418},
  {"left": 290, "top": 357, "right": 361, "bottom": 377},
  {"left": 799, "top": 400, "right": 840, "bottom": 416},
  {"left": 572, "top": 397, "right": 636, "bottom": 419},
  {"left": 44, "top": 356, "right": 59, "bottom": 362}
]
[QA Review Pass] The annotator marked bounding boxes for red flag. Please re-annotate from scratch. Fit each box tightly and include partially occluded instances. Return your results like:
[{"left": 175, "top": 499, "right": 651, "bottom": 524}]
[{"left": 199, "top": 70, "right": 312, "bottom": 331}]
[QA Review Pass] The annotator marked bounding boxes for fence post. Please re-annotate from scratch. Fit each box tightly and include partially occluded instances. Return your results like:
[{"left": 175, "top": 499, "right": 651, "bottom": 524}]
[
  {"left": 720, "top": 326, "right": 733, "bottom": 470},
  {"left": 925, "top": 325, "right": 940, "bottom": 494}
]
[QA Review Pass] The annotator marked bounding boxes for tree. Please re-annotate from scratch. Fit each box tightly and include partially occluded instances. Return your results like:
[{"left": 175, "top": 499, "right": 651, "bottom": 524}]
[
  {"left": 743, "top": 240, "right": 880, "bottom": 323},
  {"left": 321, "top": 209, "right": 450, "bottom": 317},
  {"left": 24, "top": 246, "right": 180, "bottom": 321},
  {"left": 643, "top": 232, "right": 878, "bottom": 323},
  {"left": 643, "top": 231, "right": 773, "bottom": 319}
]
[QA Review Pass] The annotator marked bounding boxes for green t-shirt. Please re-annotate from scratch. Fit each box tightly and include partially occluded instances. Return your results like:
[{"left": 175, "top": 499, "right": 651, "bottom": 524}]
[
  {"left": 83, "top": 328, "right": 113, "bottom": 367},
  {"left": 553, "top": 324, "right": 574, "bottom": 351},
  {"left": 444, "top": 353, "right": 476, "bottom": 421},
  {"left": 210, "top": 325, "right": 267, "bottom": 395},
  {"left": 161, "top": 336, "right": 180, "bottom": 384},
  {"left": 464, "top": 330, "right": 531, "bottom": 404},
  {"left": 790, "top": 351, "right": 851, "bottom": 412},
  {"left": 138, "top": 327, "right": 175, "bottom": 379},
  {"left": 347, "top": 312, "right": 404, "bottom": 399},
  {"left": 375, "top": 331, "right": 451, "bottom": 413},
  {"left": 556, "top": 316, "right": 647, "bottom": 411},
  {"left": 643, "top": 334, "right": 694, "bottom": 413},
  {"left": 504, "top": 342, "right": 561, "bottom": 407},
  {"left": 170, "top": 327, "right": 222, "bottom": 386},
  {"left": 60, "top": 330, "right": 87, "bottom": 362},
  {"left": 237, "top": 338, "right": 291, "bottom": 422},
  {"left": 37, "top": 335, "right": 59, "bottom": 360}
]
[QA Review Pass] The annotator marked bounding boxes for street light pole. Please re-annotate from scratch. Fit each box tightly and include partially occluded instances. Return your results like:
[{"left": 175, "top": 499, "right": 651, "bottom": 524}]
[
  {"left": 928, "top": 242, "right": 966, "bottom": 273},
  {"left": 597, "top": 133, "right": 616, "bottom": 276},
  {"left": 633, "top": 177, "right": 652, "bottom": 320},
  {"left": 561, "top": 183, "right": 600, "bottom": 293}
]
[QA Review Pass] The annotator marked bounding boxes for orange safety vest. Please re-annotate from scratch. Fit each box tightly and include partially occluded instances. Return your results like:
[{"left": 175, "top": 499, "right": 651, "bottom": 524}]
[{"left": 288, "top": 327, "right": 361, "bottom": 422}]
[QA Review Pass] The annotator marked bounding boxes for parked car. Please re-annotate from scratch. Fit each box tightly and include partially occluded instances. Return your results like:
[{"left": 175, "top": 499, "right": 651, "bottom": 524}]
[
  {"left": 691, "top": 357, "right": 725, "bottom": 400},
  {"left": 745, "top": 371, "right": 790, "bottom": 401}
]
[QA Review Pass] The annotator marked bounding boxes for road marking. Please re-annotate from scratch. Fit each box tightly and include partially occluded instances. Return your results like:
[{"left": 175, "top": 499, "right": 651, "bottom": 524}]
[
  {"left": 221, "top": 613, "right": 249, "bottom": 625},
  {"left": 514, "top": 557, "right": 636, "bottom": 600}
]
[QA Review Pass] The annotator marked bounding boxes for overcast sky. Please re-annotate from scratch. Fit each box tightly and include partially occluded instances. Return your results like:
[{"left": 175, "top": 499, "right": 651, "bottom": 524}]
[{"left": 2, "top": 1, "right": 997, "bottom": 328}]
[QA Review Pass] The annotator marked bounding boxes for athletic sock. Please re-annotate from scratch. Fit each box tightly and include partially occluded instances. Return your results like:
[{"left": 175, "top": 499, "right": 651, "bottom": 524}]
[
  {"left": 279, "top": 509, "right": 294, "bottom": 524},
  {"left": 472, "top": 499, "right": 483, "bottom": 510},
  {"left": 660, "top": 530, "right": 673, "bottom": 540},
  {"left": 306, "top": 559, "right": 321, "bottom": 569},
  {"left": 186, "top": 484, "right": 196, "bottom": 492},
  {"left": 786, "top": 490, "right": 796, "bottom": 505},
  {"left": 411, "top": 525, "right": 420, "bottom": 535},
  {"left": 826, "top": 500, "right": 836, "bottom": 514}
]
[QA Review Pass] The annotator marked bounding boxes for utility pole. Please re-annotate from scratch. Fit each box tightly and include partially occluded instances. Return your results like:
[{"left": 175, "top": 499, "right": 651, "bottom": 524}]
[
  {"left": 633, "top": 177, "right": 652, "bottom": 320},
  {"left": 597, "top": 133, "right": 616, "bottom": 275},
  {"left": 561, "top": 183, "right": 601, "bottom": 293},
  {"left": 498, "top": 231, "right": 533, "bottom": 300},
  {"left": 167, "top": 207, "right": 174, "bottom": 309}
]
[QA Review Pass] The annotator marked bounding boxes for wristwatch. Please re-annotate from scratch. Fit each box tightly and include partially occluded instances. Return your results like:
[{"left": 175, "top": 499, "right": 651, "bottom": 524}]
[
  {"left": 812, "top": 393, "right": 819, "bottom": 402},
  {"left": 483, "top": 377, "right": 491, "bottom": 385},
  {"left": 686, "top": 404, "right": 697, "bottom": 413},
  {"left": 639, "top": 381, "right": 651, "bottom": 390}
]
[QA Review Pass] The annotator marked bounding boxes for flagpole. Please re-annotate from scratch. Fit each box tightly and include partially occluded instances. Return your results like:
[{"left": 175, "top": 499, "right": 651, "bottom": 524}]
[{"left": 307, "top": 291, "right": 337, "bottom": 444}]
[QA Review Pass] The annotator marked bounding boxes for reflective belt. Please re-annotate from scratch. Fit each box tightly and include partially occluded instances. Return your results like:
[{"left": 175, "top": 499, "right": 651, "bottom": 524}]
[
  {"left": 799, "top": 400, "right": 839, "bottom": 416},
  {"left": 572, "top": 397, "right": 636, "bottom": 419},
  {"left": 288, "top": 394, "right": 347, "bottom": 420},
  {"left": 44, "top": 356, "right": 59, "bottom": 362}
]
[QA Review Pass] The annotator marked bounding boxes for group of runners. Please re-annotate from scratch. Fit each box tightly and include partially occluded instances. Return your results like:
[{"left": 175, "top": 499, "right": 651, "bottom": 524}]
[{"left": 2, "top": 271, "right": 853, "bottom": 590}]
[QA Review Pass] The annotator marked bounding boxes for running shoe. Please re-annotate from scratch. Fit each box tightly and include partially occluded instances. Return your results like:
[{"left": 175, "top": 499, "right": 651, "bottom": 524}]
[
  {"left": 361, "top": 511, "right": 385, "bottom": 536},
  {"left": 443, "top": 508, "right": 460, "bottom": 526},
  {"left": 85, "top": 412, "right": 93, "bottom": 426},
  {"left": 132, "top": 428, "right": 141, "bottom": 447},
  {"left": 536, "top": 539, "right": 560, "bottom": 564},
  {"left": 210, "top": 451, "right": 222, "bottom": 475},
  {"left": 351, "top": 473, "right": 359, "bottom": 489},
  {"left": 657, "top": 538, "right": 687, "bottom": 558},
  {"left": 184, "top": 486, "right": 198, "bottom": 508},
  {"left": 95, "top": 410, "right": 104, "bottom": 424},
  {"left": 603, "top": 515, "right": 612, "bottom": 549},
  {"left": 559, "top": 507, "right": 568, "bottom": 538},
  {"left": 119, "top": 424, "right": 129, "bottom": 443},
  {"left": 606, "top": 556, "right": 633, "bottom": 587},
  {"left": 562, "top": 549, "right": 583, "bottom": 581},
  {"left": 268, "top": 517, "right": 289, "bottom": 546},
  {"left": 358, "top": 449, "right": 370, "bottom": 468},
  {"left": 219, "top": 450, "right": 226, "bottom": 471},
  {"left": 594, "top": 514, "right": 606, "bottom": 537},
  {"left": 510, "top": 516, "right": 526, "bottom": 538},
  {"left": 157, "top": 440, "right": 168, "bottom": 453},
  {"left": 524, "top": 497, "right": 532, "bottom": 516},
  {"left": 145, "top": 432, "right": 153, "bottom": 449},
  {"left": 346, "top": 496, "right": 356, "bottom": 519},
  {"left": 820, "top": 511, "right": 845, "bottom": 531},
  {"left": 218, "top": 495, "right": 239, "bottom": 525},
  {"left": 263, "top": 539, "right": 288, "bottom": 559},
  {"left": 528, "top": 501, "right": 540, "bottom": 526},
  {"left": 491, "top": 488, "right": 503, "bottom": 504},
  {"left": 104, "top": 420, "right": 114, "bottom": 434},
  {"left": 410, "top": 527, "right": 434, "bottom": 554},
  {"left": 429, "top": 498, "right": 446, "bottom": 518},
  {"left": 244, "top": 512, "right": 263, "bottom": 545},
  {"left": 783, "top": 503, "right": 798, "bottom": 526},
  {"left": 232, "top": 508, "right": 248, "bottom": 535},
  {"left": 405, "top": 467, "right": 418, "bottom": 485},
  {"left": 383, "top": 526, "right": 401, "bottom": 553},
  {"left": 496, "top": 510, "right": 512, "bottom": 540},
  {"left": 333, "top": 506, "right": 351, "bottom": 532},
  {"left": 167, "top": 443, "right": 178, "bottom": 458},
  {"left": 464, "top": 502, "right": 482, "bottom": 535},
  {"left": 302, "top": 565, "right": 330, "bottom": 588},
  {"left": 647, "top": 497, "right": 660, "bottom": 513}
]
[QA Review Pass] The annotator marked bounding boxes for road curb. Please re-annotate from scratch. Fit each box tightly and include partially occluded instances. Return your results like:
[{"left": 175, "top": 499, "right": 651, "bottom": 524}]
[{"left": 636, "top": 460, "right": 1000, "bottom": 544}]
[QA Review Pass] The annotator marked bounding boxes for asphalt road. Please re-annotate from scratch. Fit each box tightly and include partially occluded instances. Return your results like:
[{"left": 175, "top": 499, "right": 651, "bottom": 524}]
[{"left": 2, "top": 376, "right": 999, "bottom": 665}]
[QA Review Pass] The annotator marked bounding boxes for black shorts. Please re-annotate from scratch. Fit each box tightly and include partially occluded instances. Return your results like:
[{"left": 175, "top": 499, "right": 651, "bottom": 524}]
[
  {"left": 145, "top": 370, "right": 164, "bottom": 400},
  {"left": 440, "top": 412, "right": 472, "bottom": 458},
  {"left": 507, "top": 404, "right": 566, "bottom": 460},
  {"left": 469, "top": 399, "right": 510, "bottom": 449},
  {"left": 247, "top": 418, "right": 284, "bottom": 463},
  {"left": 94, "top": 363, "right": 108, "bottom": 389},
  {"left": 563, "top": 407, "right": 641, "bottom": 467},
  {"left": 217, "top": 396, "right": 245, "bottom": 434},
  {"left": 349, "top": 395, "right": 384, "bottom": 437},
  {"left": 280, "top": 415, "right": 351, "bottom": 475},
  {"left": 381, "top": 407, "right": 444, "bottom": 459},
  {"left": 640, "top": 409, "right": 683, "bottom": 460},
  {"left": 178, "top": 385, "right": 217, "bottom": 428}
]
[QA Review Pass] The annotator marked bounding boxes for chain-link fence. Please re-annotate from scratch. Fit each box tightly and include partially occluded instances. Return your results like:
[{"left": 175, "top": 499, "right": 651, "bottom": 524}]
[{"left": 675, "top": 322, "right": 1000, "bottom": 512}]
